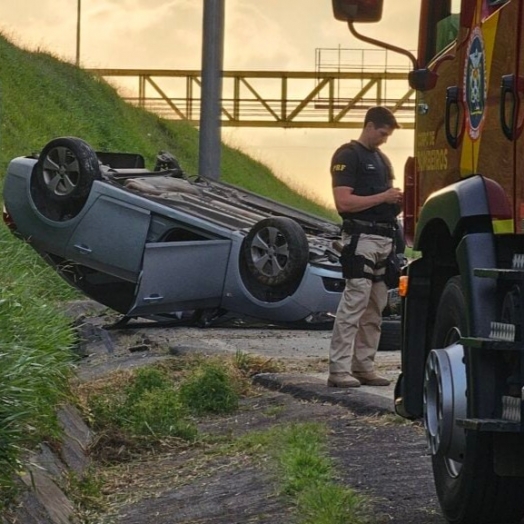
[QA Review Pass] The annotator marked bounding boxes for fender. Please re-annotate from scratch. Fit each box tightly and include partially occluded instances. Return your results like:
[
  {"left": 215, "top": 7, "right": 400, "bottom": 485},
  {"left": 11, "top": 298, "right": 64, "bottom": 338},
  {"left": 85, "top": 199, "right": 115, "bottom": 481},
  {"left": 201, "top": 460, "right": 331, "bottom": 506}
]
[
  {"left": 398, "top": 175, "right": 503, "bottom": 418},
  {"left": 414, "top": 174, "right": 494, "bottom": 249}
]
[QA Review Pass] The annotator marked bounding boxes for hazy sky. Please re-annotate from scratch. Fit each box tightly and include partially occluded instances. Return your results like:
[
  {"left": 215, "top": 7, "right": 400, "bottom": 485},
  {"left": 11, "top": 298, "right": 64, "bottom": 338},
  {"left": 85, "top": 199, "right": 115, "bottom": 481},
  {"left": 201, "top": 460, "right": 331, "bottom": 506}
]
[{"left": 0, "top": 0, "right": 420, "bottom": 206}]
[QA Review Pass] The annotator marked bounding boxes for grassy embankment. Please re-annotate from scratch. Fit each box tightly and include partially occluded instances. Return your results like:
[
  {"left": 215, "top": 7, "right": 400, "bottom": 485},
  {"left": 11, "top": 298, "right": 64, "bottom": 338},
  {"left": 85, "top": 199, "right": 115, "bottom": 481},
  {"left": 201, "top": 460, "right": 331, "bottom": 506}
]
[{"left": 0, "top": 33, "right": 366, "bottom": 521}]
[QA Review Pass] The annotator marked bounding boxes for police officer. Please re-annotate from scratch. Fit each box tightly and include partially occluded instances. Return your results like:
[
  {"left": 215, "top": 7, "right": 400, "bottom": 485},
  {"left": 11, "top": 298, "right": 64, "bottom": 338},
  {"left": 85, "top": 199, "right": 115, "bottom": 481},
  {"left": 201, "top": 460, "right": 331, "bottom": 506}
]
[{"left": 328, "top": 106, "right": 402, "bottom": 388}]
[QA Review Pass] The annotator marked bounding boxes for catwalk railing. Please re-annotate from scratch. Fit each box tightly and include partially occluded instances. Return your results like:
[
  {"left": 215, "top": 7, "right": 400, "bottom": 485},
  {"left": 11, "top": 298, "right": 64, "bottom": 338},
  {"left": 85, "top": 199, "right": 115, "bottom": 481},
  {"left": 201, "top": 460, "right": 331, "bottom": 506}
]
[{"left": 88, "top": 67, "right": 415, "bottom": 129}]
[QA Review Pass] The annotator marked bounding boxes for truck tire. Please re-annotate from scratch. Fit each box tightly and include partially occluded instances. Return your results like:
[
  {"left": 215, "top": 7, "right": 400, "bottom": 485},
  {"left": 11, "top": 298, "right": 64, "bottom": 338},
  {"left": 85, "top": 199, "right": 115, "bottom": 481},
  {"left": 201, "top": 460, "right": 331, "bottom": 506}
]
[
  {"left": 30, "top": 137, "right": 101, "bottom": 220},
  {"left": 428, "top": 276, "right": 524, "bottom": 524}
]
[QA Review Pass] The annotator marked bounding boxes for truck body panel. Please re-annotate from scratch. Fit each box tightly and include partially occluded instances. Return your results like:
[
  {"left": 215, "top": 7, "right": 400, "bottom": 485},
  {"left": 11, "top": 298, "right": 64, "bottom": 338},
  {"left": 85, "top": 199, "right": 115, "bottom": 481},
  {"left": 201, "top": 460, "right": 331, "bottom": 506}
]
[{"left": 333, "top": 1, "right": 524, "bottom": 522}]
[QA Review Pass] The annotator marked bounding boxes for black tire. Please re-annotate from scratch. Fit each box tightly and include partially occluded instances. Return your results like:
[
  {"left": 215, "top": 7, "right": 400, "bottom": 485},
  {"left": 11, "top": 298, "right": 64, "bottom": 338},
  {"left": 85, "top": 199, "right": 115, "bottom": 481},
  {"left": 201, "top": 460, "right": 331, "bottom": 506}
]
[
  {"left": 241, "top": 217, "right": 309, "bottom": 287},
  {"left": 31, "top": 137, "right": 101, "bottom": 218},
  {"left": 430, "top": 276, "right": 524, "bottom": 524},
  {"left": 378, "top": 317, "right": 400, "bottom": 351}
]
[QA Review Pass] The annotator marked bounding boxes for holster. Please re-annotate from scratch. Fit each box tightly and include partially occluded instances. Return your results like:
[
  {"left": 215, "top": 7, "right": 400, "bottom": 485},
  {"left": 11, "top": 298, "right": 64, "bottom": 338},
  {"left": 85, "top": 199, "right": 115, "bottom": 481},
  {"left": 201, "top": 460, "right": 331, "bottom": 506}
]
[{"left": 339, "top": 234, "right": 375, "bottom": 280}]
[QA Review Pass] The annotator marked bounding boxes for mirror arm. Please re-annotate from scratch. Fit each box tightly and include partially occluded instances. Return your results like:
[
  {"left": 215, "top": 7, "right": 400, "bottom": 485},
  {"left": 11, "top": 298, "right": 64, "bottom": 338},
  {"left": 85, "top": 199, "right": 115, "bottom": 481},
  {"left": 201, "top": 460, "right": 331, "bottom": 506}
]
[{"left": 348, "top": 21, "right": 418, "bottom": 70}]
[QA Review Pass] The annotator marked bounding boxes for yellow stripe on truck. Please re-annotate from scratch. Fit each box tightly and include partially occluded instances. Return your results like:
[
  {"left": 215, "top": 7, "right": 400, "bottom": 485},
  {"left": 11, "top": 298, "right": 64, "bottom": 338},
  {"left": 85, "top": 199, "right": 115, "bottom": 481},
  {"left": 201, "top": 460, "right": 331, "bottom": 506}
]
[
  {"left": 460, "top": 7, "right": 501, "bottom": 176},
  {"left": 492, "top": 218, "right": 514, "bottom": 234}
]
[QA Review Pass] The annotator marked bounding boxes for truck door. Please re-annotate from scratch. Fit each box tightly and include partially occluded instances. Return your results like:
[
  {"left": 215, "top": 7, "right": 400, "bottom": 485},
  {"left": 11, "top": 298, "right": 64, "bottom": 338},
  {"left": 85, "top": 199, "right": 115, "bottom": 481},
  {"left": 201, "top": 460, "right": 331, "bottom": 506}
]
[
  {"left": 513, "top": 3, "right": 524, "bottom": 232},
  {"left": 472, "top": 0, "right": 519, "bottom": 229},
  {"left": 414, "top": 0, "right": 518, "bottom": 225},
  {"left": 413, "top": 0, "right": 463, "bottom": 219}
]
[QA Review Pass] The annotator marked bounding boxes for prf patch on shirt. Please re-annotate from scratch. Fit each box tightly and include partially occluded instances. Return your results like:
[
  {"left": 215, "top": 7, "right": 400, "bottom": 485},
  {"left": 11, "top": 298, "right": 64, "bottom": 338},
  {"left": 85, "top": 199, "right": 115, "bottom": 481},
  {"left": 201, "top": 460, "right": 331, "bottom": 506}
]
[{"left": 332, "top": 163, "right": 346, "bottom": 172}]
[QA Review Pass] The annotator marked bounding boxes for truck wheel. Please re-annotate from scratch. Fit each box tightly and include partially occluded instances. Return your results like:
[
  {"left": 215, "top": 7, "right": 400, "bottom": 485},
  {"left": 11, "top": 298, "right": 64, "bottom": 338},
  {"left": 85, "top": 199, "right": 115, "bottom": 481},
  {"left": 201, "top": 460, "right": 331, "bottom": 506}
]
[
  {"left": 241, "top": 217, "right": 309, "bottom": 288},
  {"left": 30, "top": 137, "right": 101, "bottom": 219},
  {"left": 426, "top": 276, "right": 524, "bottom": 524}
]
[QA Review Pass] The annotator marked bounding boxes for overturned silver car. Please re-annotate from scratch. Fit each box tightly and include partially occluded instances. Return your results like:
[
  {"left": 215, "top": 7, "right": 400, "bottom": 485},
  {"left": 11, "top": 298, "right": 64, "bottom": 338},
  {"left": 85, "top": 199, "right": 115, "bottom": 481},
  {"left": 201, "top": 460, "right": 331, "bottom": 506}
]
[{"left": 3, "top": 137, "right": 352, "bottom": 328}]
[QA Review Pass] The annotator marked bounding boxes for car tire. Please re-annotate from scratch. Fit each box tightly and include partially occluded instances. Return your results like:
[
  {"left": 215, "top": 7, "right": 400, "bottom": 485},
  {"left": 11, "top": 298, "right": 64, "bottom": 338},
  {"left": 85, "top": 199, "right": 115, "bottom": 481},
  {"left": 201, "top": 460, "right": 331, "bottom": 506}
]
[
  {"left": 242, "top": 217, "right": 309, "bottom": 288},
  {"left": 30, "top": 137, "right": 101, "bottom": 219}
]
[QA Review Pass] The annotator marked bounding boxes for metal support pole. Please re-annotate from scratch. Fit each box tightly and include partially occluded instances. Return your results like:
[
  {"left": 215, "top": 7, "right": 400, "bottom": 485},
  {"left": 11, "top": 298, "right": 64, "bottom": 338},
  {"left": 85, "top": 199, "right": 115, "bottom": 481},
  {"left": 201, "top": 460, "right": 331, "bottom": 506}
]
[
  {"left": 76, "top": 0, "right": 81, "bottom": 67},
  {"left": 198, "top": 0, "right": 225, "bottom": 180}
]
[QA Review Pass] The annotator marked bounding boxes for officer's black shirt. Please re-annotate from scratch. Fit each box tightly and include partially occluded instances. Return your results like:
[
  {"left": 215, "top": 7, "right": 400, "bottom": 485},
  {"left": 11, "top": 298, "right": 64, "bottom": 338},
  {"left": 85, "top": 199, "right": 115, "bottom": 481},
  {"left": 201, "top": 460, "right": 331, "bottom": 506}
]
[{"left": 331, "top": 140, "right": 398, "bottom": 223}]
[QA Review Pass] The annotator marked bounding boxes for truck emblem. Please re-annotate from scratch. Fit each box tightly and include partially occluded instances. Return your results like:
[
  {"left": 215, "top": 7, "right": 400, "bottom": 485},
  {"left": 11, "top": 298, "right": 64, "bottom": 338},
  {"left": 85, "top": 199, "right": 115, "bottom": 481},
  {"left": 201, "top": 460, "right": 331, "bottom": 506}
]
[{"left": 464, "top": 27, "right": 486, "bottom": 140}]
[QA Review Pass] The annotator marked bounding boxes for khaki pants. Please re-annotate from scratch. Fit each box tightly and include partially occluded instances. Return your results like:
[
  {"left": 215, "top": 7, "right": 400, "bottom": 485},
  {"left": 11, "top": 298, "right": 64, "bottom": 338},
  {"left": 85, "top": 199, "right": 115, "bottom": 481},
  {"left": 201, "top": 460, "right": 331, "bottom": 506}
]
[{"left": 329, "top": 233, "right": 392, "bottom": 375}]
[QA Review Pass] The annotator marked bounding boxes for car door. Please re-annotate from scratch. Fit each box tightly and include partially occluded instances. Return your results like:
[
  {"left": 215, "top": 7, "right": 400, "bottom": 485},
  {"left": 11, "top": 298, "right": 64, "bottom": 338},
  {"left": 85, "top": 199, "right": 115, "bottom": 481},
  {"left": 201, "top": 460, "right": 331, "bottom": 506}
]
[
  {"left": 66, "top": 194, "right": 151, "bottom": 282},
  {"left": 129, "top": 238, "right": 232, "bottom": 316}
]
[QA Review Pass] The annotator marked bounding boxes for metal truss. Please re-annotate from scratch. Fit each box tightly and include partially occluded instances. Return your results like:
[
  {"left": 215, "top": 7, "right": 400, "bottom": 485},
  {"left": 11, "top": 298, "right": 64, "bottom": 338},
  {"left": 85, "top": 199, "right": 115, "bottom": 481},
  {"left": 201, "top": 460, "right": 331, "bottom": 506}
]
[{"left": 88, "top": 68, "right": 415, "bottom": 129}]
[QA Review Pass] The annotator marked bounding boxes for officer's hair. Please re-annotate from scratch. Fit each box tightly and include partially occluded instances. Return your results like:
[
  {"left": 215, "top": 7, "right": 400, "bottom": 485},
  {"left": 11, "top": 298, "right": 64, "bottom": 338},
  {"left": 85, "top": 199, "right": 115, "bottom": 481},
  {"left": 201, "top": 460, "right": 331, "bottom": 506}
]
[{"left": 364, "top": 106, "right": 401, "bottom": 129}]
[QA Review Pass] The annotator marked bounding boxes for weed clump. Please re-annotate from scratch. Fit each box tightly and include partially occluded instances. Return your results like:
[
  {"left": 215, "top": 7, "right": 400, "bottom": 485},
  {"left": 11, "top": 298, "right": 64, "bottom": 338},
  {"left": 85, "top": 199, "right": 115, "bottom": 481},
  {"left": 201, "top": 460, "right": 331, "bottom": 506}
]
[
  {"left": 178, "top": 363, "right": 239, "bottom": 415},
  {"left": 88, "top": 366, "right": 197, "bottom": 443},
  {"left": 85, "top": 360, "right": 242, "bottom": 460}
]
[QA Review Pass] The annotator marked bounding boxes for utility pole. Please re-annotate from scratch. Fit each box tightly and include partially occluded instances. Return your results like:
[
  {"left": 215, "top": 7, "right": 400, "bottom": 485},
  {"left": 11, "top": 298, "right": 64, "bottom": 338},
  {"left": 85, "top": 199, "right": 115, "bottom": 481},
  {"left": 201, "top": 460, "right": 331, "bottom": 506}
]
[
  {"left": 76, "top": 0, "right": 81, "bottom": 66},
  {"left": 198, "top": 0, "right": 225, "bottom": 180}
]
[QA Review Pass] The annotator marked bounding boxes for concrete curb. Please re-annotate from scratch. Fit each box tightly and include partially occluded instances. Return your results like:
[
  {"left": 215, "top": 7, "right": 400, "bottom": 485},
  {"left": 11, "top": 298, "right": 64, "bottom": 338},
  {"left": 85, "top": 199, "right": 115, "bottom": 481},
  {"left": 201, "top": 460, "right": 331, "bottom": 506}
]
[
  {"left": 3, "top": 376, "right": 394, "bottom": 523},
  {"left": 3, "top": 405, "right": 93, "bottom": 524},
  {"left": 253, "top": 373, "right": 395, "bottom": 416}
]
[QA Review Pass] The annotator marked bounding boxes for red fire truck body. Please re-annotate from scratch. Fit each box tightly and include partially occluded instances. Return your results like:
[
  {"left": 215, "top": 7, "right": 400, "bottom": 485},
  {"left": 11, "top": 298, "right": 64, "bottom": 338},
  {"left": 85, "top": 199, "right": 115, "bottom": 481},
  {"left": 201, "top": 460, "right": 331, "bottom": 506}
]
[{"left": 334, "top": 1, "right": 524, "bottom": 523}]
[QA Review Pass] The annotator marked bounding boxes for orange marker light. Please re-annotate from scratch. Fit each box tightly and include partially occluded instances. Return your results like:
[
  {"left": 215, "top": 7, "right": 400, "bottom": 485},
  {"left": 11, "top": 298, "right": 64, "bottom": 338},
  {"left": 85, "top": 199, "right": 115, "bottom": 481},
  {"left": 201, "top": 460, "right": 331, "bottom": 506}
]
[{"left": 398, "top": 275, "right": 409, "bottom": 297}]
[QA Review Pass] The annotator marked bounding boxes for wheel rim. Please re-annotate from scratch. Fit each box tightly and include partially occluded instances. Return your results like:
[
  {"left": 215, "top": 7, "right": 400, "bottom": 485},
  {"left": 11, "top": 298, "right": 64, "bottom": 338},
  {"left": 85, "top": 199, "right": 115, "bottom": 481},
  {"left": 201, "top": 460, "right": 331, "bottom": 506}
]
[
  {"left": 42, "top": 146, "right": 81, "bottom": 196},
  {"left": 249, "top": 226, "right": 290, "bottom": 278},
  {"left": 424, "top": 336, "right": 467, "bottom": 478}
]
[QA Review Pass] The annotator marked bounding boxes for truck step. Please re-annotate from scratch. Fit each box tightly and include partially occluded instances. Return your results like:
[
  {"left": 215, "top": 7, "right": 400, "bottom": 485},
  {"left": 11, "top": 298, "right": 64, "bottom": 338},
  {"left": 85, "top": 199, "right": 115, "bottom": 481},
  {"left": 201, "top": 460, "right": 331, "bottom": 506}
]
[
  {"left": 489, "top": 321, "right": 516, "bottom": 341},
  {"left": 474, "top": 254, "right": 524, "bottom": 280},
  {"left": 474, "top": 268, "right": 524, "bottom": 280},
  {"left": 460, "top": 322, "right": 524, "bottom": 350},
  {"left": 457, "top": 397, "right": 524, "bottom": 429},
  {"left": 502, "top": 395, "right": 522, "bottom": 423},
  {"left": 456, "top": 418, "right": 521, "bottom": 432}
]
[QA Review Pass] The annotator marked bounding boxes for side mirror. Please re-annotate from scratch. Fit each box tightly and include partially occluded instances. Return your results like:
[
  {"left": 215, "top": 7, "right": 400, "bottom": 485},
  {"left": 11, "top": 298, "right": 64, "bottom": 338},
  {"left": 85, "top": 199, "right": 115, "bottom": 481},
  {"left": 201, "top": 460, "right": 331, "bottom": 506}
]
[
  {"left": 408, "top": 69, "right": 439, "bottom": 91},
  {"left": 332, "top": 0, "right": 383, "bottom": 23}
]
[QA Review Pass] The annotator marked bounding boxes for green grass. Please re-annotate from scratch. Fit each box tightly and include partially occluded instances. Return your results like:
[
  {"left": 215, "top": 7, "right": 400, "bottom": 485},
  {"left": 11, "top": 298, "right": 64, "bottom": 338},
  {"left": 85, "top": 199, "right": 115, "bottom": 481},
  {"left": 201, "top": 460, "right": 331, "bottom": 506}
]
[
  {"left": 84, "top": 360, "right": 248, "bottom": 454},
  {"left": 0, "top": 34, "right": 338, "bottom": 221},
  {"left": 0, "top": 30, "right": 338, "bottom": 512},
  {"left": 87, "top": 366, "right": 198, "bottom": 443},
  {"left": 236, "top": 423, "right": 371, "bottom": 524},
  {"left": 178, "top": 363, "right": 239, "bottom": 415},
  {"left": 79, "top": 360, "right": 372, "bottom": 523},
  {"left": 0, "top": 227, "right": 76, "bottom": 506}
]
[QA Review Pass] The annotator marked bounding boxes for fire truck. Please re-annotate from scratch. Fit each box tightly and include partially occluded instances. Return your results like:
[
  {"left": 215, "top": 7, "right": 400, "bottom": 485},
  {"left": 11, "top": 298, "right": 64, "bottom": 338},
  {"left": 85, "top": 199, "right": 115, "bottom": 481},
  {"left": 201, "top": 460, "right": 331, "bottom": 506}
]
[{"left": 333, "top": 1, "right": 524, "bottom": 523}]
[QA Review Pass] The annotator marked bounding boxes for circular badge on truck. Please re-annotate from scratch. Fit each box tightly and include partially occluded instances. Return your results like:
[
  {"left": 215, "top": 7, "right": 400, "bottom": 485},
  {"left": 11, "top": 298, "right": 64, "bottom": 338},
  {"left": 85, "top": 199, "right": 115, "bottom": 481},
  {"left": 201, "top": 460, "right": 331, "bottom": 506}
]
[{"left": 463, "top": 26, "right": 487, "bottom": 140}]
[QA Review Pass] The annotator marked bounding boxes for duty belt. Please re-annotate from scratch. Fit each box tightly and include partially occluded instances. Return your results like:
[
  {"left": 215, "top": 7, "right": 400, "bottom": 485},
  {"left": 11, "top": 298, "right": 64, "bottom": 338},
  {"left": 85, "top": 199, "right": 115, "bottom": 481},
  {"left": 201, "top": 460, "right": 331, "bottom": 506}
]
[{"left": 342, "top": 219, "right": 396, "bottom": 239}]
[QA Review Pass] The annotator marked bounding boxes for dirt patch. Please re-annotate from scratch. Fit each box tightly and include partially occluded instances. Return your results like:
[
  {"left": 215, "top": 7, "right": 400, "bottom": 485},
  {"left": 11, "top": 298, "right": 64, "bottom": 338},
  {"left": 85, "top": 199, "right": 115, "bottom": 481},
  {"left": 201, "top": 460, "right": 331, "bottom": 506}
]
[
  {"left": 71, "top": 302, "right": 444, "bottom": 523},
  {"left": 93, "top": 391, "right": 442, "bottom": 524}
]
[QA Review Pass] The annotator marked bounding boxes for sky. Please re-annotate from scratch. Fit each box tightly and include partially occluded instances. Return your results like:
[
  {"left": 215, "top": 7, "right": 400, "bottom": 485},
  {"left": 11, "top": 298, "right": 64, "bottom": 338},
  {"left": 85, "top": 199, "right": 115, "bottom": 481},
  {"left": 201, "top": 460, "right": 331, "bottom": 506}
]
[{"left": 0, "top": 0, "right": 420, "bottom": 207}]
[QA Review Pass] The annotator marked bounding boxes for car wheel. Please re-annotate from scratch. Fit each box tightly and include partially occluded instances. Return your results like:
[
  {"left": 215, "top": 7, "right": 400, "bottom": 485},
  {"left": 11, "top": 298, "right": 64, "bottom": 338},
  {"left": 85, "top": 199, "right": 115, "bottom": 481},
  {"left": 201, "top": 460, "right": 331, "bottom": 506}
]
[
  {"left": 242, "top": 217, "right": 309, "bottom": 288},
  {"left": 425, "top": 276, "right": 524, "bottom": 524},
  {"left": 30, "top": 137, "right": 101, "bottom": 218}
]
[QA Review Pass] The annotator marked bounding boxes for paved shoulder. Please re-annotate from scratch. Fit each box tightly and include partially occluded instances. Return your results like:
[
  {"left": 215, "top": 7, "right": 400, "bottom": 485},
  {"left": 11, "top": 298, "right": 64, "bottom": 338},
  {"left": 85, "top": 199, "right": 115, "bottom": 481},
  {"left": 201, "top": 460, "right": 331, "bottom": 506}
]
[{"left": 254, "top": 373, "right": 395, "bottom": 416}]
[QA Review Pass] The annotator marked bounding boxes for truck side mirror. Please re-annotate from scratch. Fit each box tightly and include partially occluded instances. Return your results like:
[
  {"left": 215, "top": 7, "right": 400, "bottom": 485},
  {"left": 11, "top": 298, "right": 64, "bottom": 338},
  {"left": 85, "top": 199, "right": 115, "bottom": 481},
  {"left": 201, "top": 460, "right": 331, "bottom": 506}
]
[
  {"left": 408, "top": 69, "right": 439, "bottom": 91},
  {"left": 332, "top": 0, "right": 383, "bottom": 23}
]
